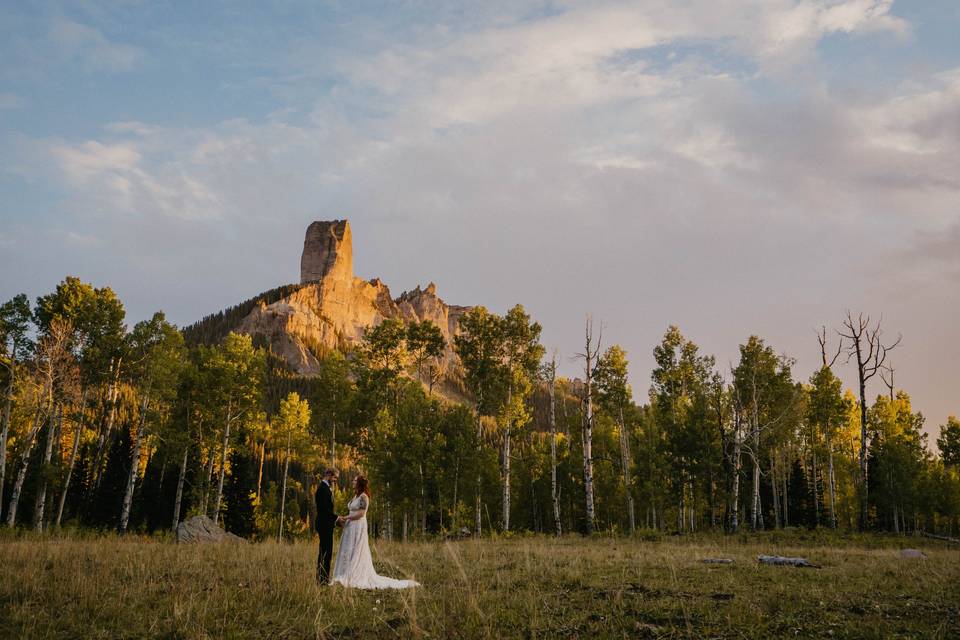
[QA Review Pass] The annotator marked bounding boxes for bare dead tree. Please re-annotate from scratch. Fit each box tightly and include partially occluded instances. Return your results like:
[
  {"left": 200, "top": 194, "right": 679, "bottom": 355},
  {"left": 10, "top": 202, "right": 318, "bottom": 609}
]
[
  {"left": 574, "top": 316, "right": 601, "bottom": 534},
  {"left": 879, "top": 364, "right": 895, "bottom": 402},
  {"left": 818, "top": 326, "right": 843, "bottom": 369},
  {"left": 838, "top": 311, "right": 901, "bottom": 530}
]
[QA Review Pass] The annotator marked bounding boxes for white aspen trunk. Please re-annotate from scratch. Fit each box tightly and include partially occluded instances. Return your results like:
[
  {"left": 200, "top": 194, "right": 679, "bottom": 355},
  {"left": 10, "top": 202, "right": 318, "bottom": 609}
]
[
  {"left": 475, "top": 399, "right": 483, "bottom": 536},
  {"left": 583, "top": 332, "right": 596, "bottom": 534},
  {"left": 256, "top": 442, "right": 265, "bottom": 501},
  {"left": 172, "top": 446, "right": 188, "bottom": 530},
  {"left": 419, "top": 463, "right": 426, "bottom": 535},
  {"left": 618, "top": 406, "right": 635, "bottom": 534},
  {"left": 749, "top": 386, "right": 763, "bottom": 531},
  {"left": 55, "top": 389, "right": 87, "bottom": 528},
  {"left": 781, "top": 461, "right": 789, "bottom": 527},
  {"left": 729, "top": 422, "right": 743, "bottom": 532},
  {"left": 452, "top": 461, "right": 459, "bottom": 532},
  {"left": 0, "top": 361, "right": 16, "bottom": 519},
  {"left": 812, "top": 452, "right": 820, "bottom": 526},
  {"left": 330, "top": 420, "right": 336, "bottom": 467},
  {"left": 403, "top": 511, "right": 408, "bottom": 542},
  {"left": 827, "top": 439, "right": 837, "bottom": 529},
  {"left": 748, "top": 373, "right": 763, "bottom": 531},
  {"left": 755, "top": 472, "right": 764, "bottom": 530},
  {"left": 212, "top": 398, "right": 233, "bottom": 524},
  {"left": 750, "top": 452, "right": 760, "bottom": 531},
  {"left": 710, "top": 478, "right": 717, "bottom": 529},
  {"left": 770, "top": 454, "right": 780, "bottom": 529},
  {"left": 502, "top": 414, "right": 511, "bottom": 531},
  {"left": 548, "top": 372, "right": 561, "bottom": 536},
  {"left": 278, "top": 440, "right": 290, "bottom": 542},
  {"left": 6, "top": 405, "right": 47, "bottom": 527},
  {"left": 120, "top": 393, "right": 149, "bottom": 534},
  {"left": 33, "top": 403, "right": 60, "bottom": 531},
  {"left": 201, "top": 446, "right": 215, "bottom": 516},
  {"left": 91, "top": 359, "right": 121, "bottom": 489},
  {"left": 678, "top": 489, "right": 685, "bottom": 533}
]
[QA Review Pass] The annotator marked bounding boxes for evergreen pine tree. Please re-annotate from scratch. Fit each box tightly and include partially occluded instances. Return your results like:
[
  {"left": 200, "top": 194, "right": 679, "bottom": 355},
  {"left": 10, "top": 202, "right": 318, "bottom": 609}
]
[
  {"left": 223, "top": 444, "right": 257, "bottom": 538},
  {"left": 86, "top": 426, "right": 132, "bottom": 530},
  {"left": 787, "top": 458, "right": 815, "bottom": 528},
  {"left": 137, "top": 453, "right": 171, "bottom": 533}
]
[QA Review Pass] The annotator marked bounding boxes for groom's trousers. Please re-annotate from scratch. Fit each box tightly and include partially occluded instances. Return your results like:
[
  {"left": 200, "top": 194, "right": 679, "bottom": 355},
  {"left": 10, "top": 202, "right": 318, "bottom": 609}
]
[{"left": 317, "top": 527, "right": 334, "bottom": 584}]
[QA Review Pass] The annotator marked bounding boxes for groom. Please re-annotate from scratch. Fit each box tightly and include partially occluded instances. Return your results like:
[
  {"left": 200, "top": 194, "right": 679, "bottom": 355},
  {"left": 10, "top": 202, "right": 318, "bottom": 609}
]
[{"left": 315, "top": 468, "right": 343, "bottom": 585}]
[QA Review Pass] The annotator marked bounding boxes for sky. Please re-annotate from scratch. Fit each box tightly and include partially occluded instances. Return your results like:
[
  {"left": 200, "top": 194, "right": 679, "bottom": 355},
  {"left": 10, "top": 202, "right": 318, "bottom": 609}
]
[{"left": 1, "top": 0, "right": 958, "bottom": 441}]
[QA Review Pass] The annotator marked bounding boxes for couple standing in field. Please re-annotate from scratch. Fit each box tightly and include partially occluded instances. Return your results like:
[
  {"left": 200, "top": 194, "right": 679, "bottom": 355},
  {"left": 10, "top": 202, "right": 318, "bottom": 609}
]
[{"left": 315, "top": 468, "right": 420, "bottom": 590}]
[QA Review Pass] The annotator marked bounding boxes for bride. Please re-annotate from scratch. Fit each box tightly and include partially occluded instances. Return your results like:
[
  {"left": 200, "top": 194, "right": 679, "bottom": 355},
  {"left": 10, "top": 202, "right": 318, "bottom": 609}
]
[{"left": 331, "top": 475, "right": 420, "bottom": 589}]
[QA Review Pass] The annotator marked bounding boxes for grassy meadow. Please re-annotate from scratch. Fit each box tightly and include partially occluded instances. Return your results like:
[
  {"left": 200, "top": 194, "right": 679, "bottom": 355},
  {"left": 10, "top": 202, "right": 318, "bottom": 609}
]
[{"left": 1, "top": 530, "right": 958, "bottom": 639}]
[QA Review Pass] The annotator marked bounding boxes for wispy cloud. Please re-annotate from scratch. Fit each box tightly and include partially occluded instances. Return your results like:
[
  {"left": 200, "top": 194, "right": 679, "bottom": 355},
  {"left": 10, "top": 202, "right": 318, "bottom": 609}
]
[
  {"left": 49, "top": 16, "right": 142, "bottom": 73},
  {"left": 52, "top": 138, "right": 222, "bottom": 220}
]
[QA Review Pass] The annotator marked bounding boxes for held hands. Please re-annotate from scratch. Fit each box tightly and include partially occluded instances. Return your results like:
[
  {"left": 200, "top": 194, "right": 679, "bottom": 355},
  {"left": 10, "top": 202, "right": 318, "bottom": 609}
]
[{"left": 336, "top": 515, "right": 346, "bottom": 527}]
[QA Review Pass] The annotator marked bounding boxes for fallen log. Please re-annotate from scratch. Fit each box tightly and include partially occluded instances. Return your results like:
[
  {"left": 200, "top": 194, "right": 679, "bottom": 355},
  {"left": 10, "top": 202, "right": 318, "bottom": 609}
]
[
  {"left": 920, "top": 531, "right": 960, "bottom": 545},
  {"left": 757, "top": 555, "right": 820, "bottom": 568},
  {"left": 701, "top": 558, "right": 735, "bottom": 564}
]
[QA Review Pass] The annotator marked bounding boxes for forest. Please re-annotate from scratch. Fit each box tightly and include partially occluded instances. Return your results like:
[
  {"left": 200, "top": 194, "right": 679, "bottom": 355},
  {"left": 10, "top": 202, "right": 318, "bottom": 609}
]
[{"left": 2, "top": 275, "right": 959, "bottom": 541}]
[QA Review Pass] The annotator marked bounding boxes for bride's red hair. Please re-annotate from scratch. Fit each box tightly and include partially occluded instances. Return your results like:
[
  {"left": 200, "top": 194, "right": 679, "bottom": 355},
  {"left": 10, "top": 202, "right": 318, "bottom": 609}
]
[{"left": 355, "top": 475, "right": 371, "bottom": 498}]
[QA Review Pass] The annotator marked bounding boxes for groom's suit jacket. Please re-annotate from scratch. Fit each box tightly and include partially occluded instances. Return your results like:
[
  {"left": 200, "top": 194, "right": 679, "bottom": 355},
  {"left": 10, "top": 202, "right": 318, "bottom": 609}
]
[{"left": 315, "top": 481, "right": 338, "bottom": 534}]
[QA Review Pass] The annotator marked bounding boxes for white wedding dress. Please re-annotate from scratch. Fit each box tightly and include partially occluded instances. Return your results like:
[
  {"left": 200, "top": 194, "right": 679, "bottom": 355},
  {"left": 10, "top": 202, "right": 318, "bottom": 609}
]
[{"left": 331, "top": 494, "right": 420, "bottom": 589}]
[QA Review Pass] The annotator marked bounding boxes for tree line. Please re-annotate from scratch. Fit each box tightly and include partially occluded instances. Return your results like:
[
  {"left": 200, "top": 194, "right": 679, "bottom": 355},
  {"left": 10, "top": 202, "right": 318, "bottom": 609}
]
[{"left": 2, "top": 276, "right": 959, "bottom": 539}]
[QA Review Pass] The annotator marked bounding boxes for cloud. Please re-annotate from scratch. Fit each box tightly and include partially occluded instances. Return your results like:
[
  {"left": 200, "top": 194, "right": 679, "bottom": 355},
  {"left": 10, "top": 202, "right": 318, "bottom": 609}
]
[
  {"left": 329, "top": 0, "right": 909, "bottom": 128},
  {"left": 52, "top": 138, "right": 222, "bottom": 220},
  {"left": 49, "top": 16, "right": 142, "bottom": 72},
  {"left": 34, "top": 2, "right": 952, "bottom": 256}
]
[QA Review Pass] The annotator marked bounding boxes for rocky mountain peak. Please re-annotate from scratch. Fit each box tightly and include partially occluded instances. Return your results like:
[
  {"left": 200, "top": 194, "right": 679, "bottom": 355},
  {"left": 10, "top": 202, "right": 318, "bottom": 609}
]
[
  {"left": 232, "top": 220, "right": 471, "bottom": 392},
  {"left": 301, "top": 219, "right": 352, "bottom": 284}
]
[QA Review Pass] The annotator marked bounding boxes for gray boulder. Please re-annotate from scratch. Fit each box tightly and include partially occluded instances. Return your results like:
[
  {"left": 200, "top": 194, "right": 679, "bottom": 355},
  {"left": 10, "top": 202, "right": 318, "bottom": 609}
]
[{"left": 176, "top": 515, "right": 248, "bottom": 544}]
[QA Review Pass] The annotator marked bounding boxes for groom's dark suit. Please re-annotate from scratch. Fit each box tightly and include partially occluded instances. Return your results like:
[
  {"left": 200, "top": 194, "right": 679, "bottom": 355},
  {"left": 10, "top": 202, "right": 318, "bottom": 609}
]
[{"left": 315, "top": 480, "right": 338, "bottom": 584}]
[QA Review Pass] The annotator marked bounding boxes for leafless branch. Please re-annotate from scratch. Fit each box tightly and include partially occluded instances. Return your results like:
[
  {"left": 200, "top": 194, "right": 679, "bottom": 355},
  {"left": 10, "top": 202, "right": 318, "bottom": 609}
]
[{"left": 817, "top": 325, "right": 842, "bottom": 369}]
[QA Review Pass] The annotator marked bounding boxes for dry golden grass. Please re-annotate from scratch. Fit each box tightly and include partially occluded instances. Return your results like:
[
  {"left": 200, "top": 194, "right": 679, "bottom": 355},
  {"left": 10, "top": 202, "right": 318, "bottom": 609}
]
[{"left": 1, "top": 531, "right": 958, "bottom": 639}]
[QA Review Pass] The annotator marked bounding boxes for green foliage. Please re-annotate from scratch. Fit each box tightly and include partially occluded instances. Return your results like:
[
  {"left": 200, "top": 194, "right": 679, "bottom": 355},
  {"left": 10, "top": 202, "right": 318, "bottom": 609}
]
[
  {"left": 5, "top": 274, "right": 959, "bottom": 541},
  {"left": 34, "top": 276, "right": 126, "bottom": 383},
  {"left": 652, "top": 326, "right": 720, "bottom": 506},
  {"left": 938, "top": 416, "right": 960, "bottom": 468},
  {"left": 867, "top": 392, "right": 929, "bottom": 529},
  {"left": 595, "top": 345, "right": 632, "bottom": 414},
  {"left": 406, "top": 320, "right": 446, "bottom": 383},
  {"left": 126, "top": 312, "right": 185, "bottom": 402},
  {"left": 197, "top": 332, "right": 266, "bottom": 433},
  {"left": 0, "top": 294, "right": 34, "bottom": 365},
  {"left": 453, "top": 306, "right": 507, "bottom": 416}
]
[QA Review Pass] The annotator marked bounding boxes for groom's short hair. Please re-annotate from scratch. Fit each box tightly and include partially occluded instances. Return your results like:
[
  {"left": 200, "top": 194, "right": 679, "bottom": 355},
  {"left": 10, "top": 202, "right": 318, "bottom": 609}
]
[{"left": 323, "top": 468, "right": 338, "bottom": 478}]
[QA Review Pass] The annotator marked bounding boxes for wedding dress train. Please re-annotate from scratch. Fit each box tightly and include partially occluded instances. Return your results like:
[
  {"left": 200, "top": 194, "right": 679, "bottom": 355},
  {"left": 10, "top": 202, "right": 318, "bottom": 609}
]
[{"left": 331, "top": 494, "right": 419, "bottom": 589}]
